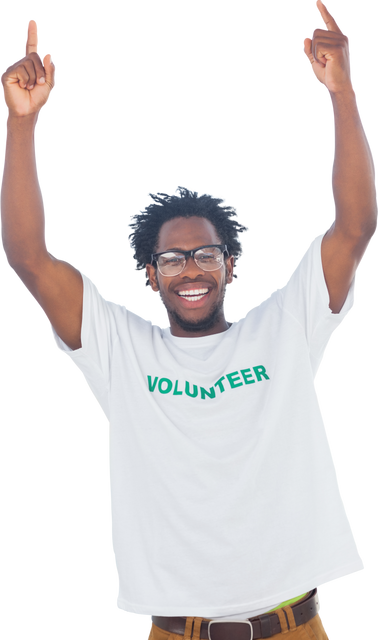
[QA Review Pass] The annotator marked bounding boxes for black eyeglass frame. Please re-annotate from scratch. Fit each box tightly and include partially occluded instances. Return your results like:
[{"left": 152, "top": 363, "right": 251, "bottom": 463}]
[{"left": 151, "top": 244, "right": 229, "bottom": 276}]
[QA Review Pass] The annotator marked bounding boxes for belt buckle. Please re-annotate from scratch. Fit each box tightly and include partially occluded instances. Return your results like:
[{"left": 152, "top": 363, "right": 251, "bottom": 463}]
[{"left": 208, "top": 619, "right": 253, "bottom": 640}]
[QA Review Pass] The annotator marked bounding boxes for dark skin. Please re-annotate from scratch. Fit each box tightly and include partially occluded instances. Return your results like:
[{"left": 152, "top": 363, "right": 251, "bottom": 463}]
[{"left": 146, "top": 217, "right": 234, "bottom": 338}]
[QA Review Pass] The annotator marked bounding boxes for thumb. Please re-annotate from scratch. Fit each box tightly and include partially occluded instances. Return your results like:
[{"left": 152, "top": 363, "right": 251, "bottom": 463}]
[
  {"left": 301, "top": 36, "right": 313, "bottom": 62},
  {"left": 43, "top": 54, "right": 55, "bottom": 90}
]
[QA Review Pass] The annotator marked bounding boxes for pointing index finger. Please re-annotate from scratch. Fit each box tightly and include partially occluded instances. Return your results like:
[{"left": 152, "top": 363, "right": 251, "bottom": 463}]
[
  {"left": 316, "top": 0, "right": 343, "bottom": 35},
  {"left": 26, "top": 20, "right": 38, "bottom": 55}
]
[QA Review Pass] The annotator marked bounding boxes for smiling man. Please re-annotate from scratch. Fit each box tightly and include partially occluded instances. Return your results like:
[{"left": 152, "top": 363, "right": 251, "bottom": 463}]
[
  {"left": 1, "top": 1, "right": 377, "bottom": 639},
  {"left": 150, "top": 224, "right": 230, "bottom": 335}
]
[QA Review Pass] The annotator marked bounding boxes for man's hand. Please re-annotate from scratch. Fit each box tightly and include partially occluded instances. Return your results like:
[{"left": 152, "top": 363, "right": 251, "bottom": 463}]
[
  {"left": 304, "top": 0, "right": 352, "bottom": 94},
  {"left": 1, "top": 20, "right": 55, "bottom": 117}
]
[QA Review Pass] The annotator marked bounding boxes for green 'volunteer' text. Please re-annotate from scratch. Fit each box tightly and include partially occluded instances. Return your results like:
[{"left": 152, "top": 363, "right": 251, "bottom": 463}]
[{"left": 147, "top": 365, "right": 269, "bottom": 400}]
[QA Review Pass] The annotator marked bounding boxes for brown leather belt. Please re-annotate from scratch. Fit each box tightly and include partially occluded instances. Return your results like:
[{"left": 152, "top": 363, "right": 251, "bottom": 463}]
[{"left": 152, "top": 588, "right": 319, "bottom": 638}]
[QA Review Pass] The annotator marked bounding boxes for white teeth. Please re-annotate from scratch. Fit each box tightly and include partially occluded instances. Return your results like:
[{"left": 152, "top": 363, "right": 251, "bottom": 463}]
[
  {"left": 185, "top": 295, "right": 205, "bottom": 301},
  {"left": 178, "top": 288, "right": 209, "bottom": 297}
]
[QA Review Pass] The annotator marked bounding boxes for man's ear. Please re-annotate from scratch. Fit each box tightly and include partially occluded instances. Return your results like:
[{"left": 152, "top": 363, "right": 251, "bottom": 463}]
[
  {"left": 226, "top": 256, "right": 235, "bottom": 286},
  {"left": 146, "top": 264, "right": 159, "bottom": 295}
]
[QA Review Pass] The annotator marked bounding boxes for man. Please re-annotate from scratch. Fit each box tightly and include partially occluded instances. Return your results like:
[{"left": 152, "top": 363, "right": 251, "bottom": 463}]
[{"left": 1, "top": 1, "right": 376, "bottom": 638}]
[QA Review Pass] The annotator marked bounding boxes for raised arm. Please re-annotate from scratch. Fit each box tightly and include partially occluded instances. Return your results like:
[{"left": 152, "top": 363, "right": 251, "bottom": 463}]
[{"left": 1, "top": 21, "right": 83, "bottom": 350}]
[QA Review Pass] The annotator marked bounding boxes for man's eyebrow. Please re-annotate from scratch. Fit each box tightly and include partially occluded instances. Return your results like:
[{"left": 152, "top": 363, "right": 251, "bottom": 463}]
[{"left": 159, "top": 245, "right": 215, "bottom": 253}]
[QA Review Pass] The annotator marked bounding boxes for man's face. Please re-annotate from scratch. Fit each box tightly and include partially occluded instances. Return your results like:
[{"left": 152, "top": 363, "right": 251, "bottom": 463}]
[{"left": 146, "top": 216, "right": 234, "bottom": 337}]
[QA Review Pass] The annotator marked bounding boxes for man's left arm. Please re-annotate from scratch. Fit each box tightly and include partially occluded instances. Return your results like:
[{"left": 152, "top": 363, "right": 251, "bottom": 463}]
[{"left": 304, "top": 0, "right": 377, "bottom": 313}]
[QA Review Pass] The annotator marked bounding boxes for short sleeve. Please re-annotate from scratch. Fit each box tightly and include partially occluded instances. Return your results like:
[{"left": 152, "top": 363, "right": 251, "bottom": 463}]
[
  {"left": 48, "top": 267, "right": 121, "bottom": 419},
  {"left": 278, "top": 227, "right": 358, "bottom": 380}
]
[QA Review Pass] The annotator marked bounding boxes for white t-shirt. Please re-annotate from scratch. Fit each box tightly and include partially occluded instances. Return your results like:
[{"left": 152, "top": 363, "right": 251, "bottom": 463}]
[{"left": 53, "top": 234, "right": 363, "bottom": 618}]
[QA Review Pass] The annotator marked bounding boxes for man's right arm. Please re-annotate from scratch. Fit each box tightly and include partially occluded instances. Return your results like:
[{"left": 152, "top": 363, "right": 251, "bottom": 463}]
[
  {"left": 2, "top": 113, "right": 83, "bottom": 351},
  {"left": 1, "top": 21, "right": 83, "bottom": 351}
]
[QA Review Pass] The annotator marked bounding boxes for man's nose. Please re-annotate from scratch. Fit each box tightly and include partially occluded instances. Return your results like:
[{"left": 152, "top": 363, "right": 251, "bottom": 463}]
[{"left": 180, "top": 256, "right": 204, "bottom": 277}]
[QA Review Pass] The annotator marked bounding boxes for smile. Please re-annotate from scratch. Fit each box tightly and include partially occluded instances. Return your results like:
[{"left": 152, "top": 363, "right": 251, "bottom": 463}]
[
  {"left": 176, "top": 288, "right": 210, "bottom": 309},
  {"left": 177, "top": 288, "right": 209, "bottom": 302}
]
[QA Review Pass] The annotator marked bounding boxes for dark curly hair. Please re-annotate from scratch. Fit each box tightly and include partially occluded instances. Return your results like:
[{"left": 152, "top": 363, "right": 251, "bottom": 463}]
[{"left": 129, "top": 186, "right": 247, "bottom": 286}]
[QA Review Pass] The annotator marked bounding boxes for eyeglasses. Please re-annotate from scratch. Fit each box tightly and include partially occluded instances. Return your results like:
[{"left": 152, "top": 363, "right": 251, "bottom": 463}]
[{"left": 151, "top": 244, "right": 228, "bottom": 277}]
